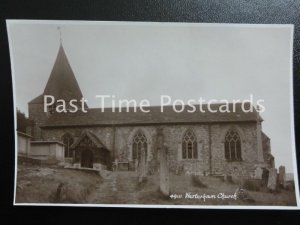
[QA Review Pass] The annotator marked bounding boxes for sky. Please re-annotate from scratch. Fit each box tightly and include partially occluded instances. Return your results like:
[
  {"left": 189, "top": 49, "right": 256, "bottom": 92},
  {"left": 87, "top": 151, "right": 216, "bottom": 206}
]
[{"left": 7, "top": 20, "right": 296, "bottom": 172}]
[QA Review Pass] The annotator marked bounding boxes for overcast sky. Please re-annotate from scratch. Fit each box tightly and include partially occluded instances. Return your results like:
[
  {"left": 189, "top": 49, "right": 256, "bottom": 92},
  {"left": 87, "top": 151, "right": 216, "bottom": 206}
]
[{"left": 7, "top": 21, "right": 295, "bottom": 172}]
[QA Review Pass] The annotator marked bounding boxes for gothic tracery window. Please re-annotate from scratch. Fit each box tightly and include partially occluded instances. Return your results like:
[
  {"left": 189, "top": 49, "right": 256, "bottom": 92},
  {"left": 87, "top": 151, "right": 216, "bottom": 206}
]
[
  {"left": 182, "top": 129, "right": 198, "bottom": 159},
  {"left": 132, "top": 131, "right": 147, "bottom": 161},
  {"left": 224, "top": 129, "right": 242, "bottom": 161},
  {"left": 62, "top": 133, "right": 74, "bottom": 158}
]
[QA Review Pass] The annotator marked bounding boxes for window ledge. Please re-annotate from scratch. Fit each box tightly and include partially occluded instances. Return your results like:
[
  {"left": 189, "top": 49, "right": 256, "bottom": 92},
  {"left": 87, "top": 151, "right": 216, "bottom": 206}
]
[
  {"left": 181, "top": 159, "right": 200, "bottom": 162},
  {"left": 225, "top": 159, "right": 243, "bottom": 162}
]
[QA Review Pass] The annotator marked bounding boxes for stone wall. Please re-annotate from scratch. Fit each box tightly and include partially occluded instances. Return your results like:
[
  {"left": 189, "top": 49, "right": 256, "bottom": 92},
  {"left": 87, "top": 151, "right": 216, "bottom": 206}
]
[
  {"left": 17, "top": 132, "right": 31, "bottom": 156},
  {"left": 210, "top": 123, "right": 261, "bottom": 176},
  {"left": 42, "top": 122, "right": 262, "bottom": 176},
  {"left": 30, "top": 141, "right": 64, "bottom": 161},
  {"left": 28, "top": 102, "right": 49, "bottom": 140},
  {"left": 162, "top": 125, "right": 210, "bottom": 173}
]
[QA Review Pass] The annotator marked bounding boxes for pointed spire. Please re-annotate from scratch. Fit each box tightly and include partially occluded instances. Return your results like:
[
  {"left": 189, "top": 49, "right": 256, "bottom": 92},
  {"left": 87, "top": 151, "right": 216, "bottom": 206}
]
[
  {"left": 29, "top": 29, "right": 87, "bottom": 108},
  {"left": 43, "top": 44, "right": 85, "bottom": 105},
  {"left": 57, "top": 26, "right": 62, "bottom": 45}
]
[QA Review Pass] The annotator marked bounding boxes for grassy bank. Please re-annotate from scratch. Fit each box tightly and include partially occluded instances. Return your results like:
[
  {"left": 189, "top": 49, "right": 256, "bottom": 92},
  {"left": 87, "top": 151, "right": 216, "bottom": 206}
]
[
  {"left": 15, "top": 164, "right": 297, "bottom": 206},
  {"left": 16, "top": 163, "right": 102, "bottom": 203}
]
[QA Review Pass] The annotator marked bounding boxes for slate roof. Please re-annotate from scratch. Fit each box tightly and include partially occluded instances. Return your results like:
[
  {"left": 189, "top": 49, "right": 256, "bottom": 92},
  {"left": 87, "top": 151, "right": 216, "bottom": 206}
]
[
  {"left": 29, "top": 44, "right": 84, "bottom": 104},
  {"left": 29, "top": 44, "right": 263, "bottom": 128},
  {"left": 41, "top": 103, "right": 262, "bottom": 128}
]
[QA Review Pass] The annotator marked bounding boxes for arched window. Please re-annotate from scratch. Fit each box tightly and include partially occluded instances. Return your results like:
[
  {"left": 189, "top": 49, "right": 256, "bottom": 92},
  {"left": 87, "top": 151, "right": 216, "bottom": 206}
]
[
  {"left": 224, "top": 129, "right": 242, "bottom": 161},
  {"left": 62, "top": 133, "right": 74, "bottom": 158},
  {"left": 182, "top": 129, "right": 198, "bottom": 159},
  {"left": 132, "top": 131, "right": 147, "bottom": 161}
]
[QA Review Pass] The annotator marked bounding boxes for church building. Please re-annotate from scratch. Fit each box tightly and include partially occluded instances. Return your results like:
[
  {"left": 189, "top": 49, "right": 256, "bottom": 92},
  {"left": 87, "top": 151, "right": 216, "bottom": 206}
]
[{"left": 28, "top": 44, "right": 274, "bottom": 177}]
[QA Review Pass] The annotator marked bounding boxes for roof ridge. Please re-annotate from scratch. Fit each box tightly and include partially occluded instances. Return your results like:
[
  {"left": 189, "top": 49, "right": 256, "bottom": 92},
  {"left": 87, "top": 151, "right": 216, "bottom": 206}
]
[{"left": 86, "top": 102, "right": 256, "bottom": 111}]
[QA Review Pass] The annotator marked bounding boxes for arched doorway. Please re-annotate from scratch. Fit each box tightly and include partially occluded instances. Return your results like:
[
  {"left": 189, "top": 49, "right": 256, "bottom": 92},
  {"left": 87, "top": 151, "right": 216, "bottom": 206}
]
[{"left": 81, "top": 148, "right": 93, "bottom": 168}]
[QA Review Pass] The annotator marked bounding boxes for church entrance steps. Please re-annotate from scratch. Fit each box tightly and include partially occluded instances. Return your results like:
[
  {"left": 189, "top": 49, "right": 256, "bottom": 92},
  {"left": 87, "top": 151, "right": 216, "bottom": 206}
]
[{"left": 87, "top": 171, "right": 151, "bottom": 204}]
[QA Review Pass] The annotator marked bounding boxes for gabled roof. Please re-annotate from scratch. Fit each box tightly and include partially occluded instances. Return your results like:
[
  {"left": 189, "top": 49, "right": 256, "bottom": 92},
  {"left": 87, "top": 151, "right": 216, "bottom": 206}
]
[
  {"left": 29, "top": 44, "right": 85, "bottom": 105},
  {"left": 42, "top": 103, "right": 262, "bottom": 128},
  {"left": 71, "top": 130, "right": 108, "bottom": 150}
]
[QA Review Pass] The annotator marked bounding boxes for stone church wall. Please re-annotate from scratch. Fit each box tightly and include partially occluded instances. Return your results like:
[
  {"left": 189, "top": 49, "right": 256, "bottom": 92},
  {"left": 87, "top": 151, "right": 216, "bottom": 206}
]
[
  {"left": 42, "top": 122, "right": 260, "bottom": 177},
  {"left": 210, "top": 123, "right": 260, "bottom": 177},
  {"left": 28, "top": 103, "right": 48, "bottom": 140},
  {"left": 162, "top": 125, "right": 210, "bottom": 174}
]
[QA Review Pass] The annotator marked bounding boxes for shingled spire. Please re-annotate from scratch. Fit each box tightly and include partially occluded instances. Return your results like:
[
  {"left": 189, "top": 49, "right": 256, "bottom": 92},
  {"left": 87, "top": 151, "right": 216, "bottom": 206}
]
[
  {"left": 43, "top": 43, "right": 84, "bottom": 103},
  {"left": 28, "top": 43, "right": 86, "bottom": 140}
]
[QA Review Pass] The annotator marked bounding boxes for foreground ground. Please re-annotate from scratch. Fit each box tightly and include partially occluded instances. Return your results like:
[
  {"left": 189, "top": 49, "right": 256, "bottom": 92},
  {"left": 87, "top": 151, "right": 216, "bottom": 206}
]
[
  {"left": 16, "top": 164, "right": 102, "bottom": 203},
  {"left": 16, "top": 164, "right": 297, "bottom": 206}
]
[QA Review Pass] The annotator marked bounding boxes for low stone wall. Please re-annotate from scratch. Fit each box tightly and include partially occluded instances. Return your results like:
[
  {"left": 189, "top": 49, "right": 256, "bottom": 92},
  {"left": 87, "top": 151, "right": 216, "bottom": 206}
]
[
  {"left": 30, "top": 141, "right": 64, "bottom": 161},
  {"left": 17, "top": 132, "right": 32, "bottom": 156},
  {"left": 69, "top": 162, "right": 107, "bottom": 170}
]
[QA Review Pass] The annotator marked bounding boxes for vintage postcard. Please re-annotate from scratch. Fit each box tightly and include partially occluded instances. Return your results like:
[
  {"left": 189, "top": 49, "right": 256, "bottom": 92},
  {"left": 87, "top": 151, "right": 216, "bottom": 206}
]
[{"left": 7, "top": 20, "right": 299, "bottom": 209}]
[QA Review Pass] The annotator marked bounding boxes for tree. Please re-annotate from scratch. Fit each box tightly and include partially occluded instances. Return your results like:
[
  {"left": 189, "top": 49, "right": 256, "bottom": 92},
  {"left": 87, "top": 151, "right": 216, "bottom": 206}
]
[{"left": 16, "top": 108, "right": 33, "bottom": 134}]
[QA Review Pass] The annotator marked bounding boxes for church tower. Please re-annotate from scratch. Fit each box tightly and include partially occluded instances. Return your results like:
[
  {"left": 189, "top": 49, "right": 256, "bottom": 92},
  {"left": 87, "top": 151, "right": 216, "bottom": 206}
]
[{"left": 28, "top": 43, "right": 85, "bottom": 140}]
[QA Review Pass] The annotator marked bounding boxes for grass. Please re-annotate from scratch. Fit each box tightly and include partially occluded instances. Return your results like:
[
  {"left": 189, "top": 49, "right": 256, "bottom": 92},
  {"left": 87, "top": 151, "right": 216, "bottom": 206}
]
[
  {"left": 16, "top": 163, "right": 102, "bottom": 203},
  {"left": 16, "top": 164, "right": 297, "bottom": 206},
  {"left": 89, "top": 172, "right": 296, "bottom": 206}
]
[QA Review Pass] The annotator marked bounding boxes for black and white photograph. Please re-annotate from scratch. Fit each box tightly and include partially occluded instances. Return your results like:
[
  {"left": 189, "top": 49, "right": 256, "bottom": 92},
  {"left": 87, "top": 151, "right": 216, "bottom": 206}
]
[{"left": 7, "top": 20, "right": 299, "bottom": 209}]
